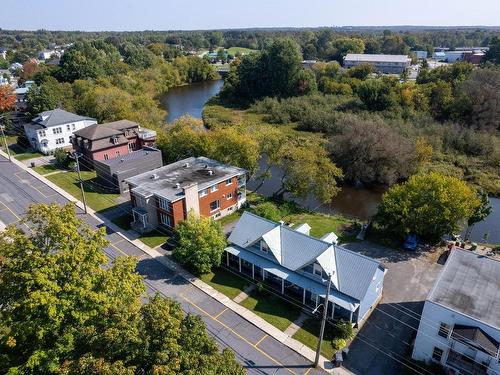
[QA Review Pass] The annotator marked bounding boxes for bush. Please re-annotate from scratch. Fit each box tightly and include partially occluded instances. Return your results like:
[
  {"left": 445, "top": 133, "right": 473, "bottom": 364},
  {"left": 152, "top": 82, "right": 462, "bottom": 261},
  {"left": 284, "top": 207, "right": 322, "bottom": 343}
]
[
  {"left": 53, "top": 148, "right": 69, "bottom": 168},
  {"left": 250, "top": 202, "right": 282, "bottom": 222}
]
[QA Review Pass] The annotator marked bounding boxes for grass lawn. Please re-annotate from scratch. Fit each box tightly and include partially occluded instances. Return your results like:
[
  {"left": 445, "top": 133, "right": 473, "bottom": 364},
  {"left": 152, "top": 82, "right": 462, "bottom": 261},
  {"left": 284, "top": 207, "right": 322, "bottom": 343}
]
[
  {"left": 46, "top": 170, "right": 120, "bottom": 212},
  {"left": 6, "top": 143, "right": 43, "bottom": 161},
  {"left": 227, "top": 47, "right": 257, "bottom": 55},
  {"left": 200, "top": 267, "right": 250, "bottom": 300},
  {"left": 13, "top": 151, "right": 43, "bottom": 161},
  {"left": 139, "top": 230, "right": 169, "bottom": 248},
  {"left": 239, "top": 290, "right": 302, "bottom": 331},
  {"left": 111, "top": 214, "right": 132, "bottom": 230},
  {"left": 32, "top": 164, "right": 61, "bottom": 175},
  {"left": 284, "top": 212, "right": 358, "bottom": 242},
  {"left": 217, "top": 210, "right": 242, "bottom": 227},
  {"left": 292, "top": 317, "right": 342, "bottom": 360}
]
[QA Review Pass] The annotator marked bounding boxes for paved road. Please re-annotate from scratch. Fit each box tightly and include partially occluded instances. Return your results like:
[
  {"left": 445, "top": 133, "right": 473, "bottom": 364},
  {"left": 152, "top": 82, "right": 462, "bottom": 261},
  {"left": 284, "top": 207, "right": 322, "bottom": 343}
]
[{"left": 0, "top": 155, "right": 325, "bottom": 375}]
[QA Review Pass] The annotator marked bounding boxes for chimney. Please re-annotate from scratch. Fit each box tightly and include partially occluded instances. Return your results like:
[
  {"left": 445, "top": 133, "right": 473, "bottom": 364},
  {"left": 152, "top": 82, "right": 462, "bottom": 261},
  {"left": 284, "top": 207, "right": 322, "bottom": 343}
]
[{"left": 183, "top": 182, "right": 200, "bottom": 216}]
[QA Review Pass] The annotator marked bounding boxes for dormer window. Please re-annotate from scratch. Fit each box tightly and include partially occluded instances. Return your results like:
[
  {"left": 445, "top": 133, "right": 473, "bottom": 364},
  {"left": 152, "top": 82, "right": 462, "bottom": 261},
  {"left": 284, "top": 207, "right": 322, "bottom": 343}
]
[
  {"left": 260, "top": 240, "right": 269, "bottom": 253},
  {"left": 313, "top": 263, "right": 323, "bottom": 276}
]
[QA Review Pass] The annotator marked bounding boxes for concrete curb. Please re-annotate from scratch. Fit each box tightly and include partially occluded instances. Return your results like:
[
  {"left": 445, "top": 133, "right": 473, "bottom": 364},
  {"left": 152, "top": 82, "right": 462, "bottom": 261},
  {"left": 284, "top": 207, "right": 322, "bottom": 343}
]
[{"left": 1, "top": 149, "right": 343, "bottom": 373}]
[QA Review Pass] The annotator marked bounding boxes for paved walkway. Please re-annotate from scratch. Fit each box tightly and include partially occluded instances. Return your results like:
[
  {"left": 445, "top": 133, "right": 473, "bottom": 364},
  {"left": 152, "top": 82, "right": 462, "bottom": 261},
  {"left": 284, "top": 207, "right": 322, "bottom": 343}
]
[
  {"left": 284, "top": 312, "right": 310, "bottom": 337},
  {"left": 233, "top": 284, "right": 256, "bottom": 303},
  {"left": 0, "top": 149, "right": 351, "bottom": 374}
]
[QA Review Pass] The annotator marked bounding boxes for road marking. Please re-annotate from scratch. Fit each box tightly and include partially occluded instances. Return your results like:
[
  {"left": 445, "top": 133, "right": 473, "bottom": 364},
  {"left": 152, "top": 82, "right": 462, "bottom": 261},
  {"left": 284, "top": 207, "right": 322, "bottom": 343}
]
[
  {"left": 304, "top": 368, "right": 312, "bottom": 375},
  {"left": 214, "top": 307, "right": 228, "bottom": 319},
  {"left": 0, "top": 199, "right": 20, "bottom": 220},
  {"left": 112, "top": 239, "right": 125, "bottom": 245},
  {"left": 109, "top": 243, "right": 129, "bottom": 257},
  {"left": 254, "top": 334, "right": 268, "bottom": 346},
  {"left": 180, "top": 293, "right": 299, "bottom": 375},
  {"left": 14, "top": 172, "right": 57, "bottom": 198}
]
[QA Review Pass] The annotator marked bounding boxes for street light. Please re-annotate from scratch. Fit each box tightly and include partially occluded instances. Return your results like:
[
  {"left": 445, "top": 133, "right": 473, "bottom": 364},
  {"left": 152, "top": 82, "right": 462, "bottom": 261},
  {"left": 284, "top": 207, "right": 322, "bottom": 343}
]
[
  {"left": 0, "top": 124, "right": 12, "bottom": 161},
  {"left": 70, "top": 152, "right": 88, "bottom": 214},
  {"left": 313, "top": 273, "right": 333, "bottom": 368}
]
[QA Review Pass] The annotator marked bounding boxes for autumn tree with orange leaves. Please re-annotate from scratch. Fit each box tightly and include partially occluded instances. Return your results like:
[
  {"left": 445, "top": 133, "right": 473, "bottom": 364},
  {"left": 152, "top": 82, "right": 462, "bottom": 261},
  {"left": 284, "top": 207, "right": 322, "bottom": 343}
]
[{"left": 0, "top": 85, "right": 16, "bottom": 113}]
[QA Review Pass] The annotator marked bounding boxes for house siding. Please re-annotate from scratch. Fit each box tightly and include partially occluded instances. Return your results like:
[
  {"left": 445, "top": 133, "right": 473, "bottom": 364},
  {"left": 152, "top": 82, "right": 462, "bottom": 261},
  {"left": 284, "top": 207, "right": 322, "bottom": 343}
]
[
  {"left": 358, "top": 266, "right": 385, "bottom": 324},
  {"left": 199, "top": 176, "right": 238, "bottom": 217}
]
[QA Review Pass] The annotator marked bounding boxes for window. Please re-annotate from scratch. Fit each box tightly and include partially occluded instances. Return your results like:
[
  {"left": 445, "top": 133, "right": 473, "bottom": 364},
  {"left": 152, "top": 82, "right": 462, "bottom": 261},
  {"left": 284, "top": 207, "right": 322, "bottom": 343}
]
[
  {"left": 115, "top": 150, "right": 120, "bottom": 156},
  {"left": 158, "top": 198, "right": 171, "bottom": 212},
  {"left": 438, "top": 323, "right": 450, "bottom": 338},
  {"left": 55, "top": 138, "right": 65, "bottom": 145},
  {"left": 104, "top": 154, "right": 109, "bottom": 160},
  {"left": 313, "top": 263, "right": 323, "bottom": 277},
  {"left": 214, "top": 212, "right": 221, "bottom": 219},
  {"left": 199, "top": 188, "right": 208, "bottom": 197},
  {"left": 38, "top": 130, "right": 46, "bottom": 137},
  {"left": 66, "top": 124, "right": 70, "bottom": 131},
  {"left": 227, "top": 192, "right": 233, "bottom": 200},
  {"left": 432, "top": 347, "right": 443, "bottom": 362},
  {"left": 52, "top": 127, "right": 62, "bottom": 134},
  {"left": 261, "top": 240, "right": 269, "bottom": 253},
  {"left": 159, "top": 212, "right": 172, "bottom": 227},
  {"left": 210, "top": 184, "right": 218, "bottom": 193},
  {"left": 225, "top": 178, "right": 232, "bottom": 185},
  {"left": 209, "top": 200, "right": 220, "bottom": 212}
]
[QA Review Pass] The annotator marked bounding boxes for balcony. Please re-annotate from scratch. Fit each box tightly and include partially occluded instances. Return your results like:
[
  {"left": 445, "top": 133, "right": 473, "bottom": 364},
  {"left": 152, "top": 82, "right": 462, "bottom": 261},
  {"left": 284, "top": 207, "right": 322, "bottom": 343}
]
[
  {"left": 446, "top": 350, "right": 489, "bottom": 375},
  {"left": 137, "top": 128, "right": 157, "bottom": 140}
]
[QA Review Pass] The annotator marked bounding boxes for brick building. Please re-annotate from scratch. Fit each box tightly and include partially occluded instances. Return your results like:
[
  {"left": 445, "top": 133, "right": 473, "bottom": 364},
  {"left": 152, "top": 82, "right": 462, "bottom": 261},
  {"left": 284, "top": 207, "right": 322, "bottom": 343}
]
[
  {"left": 70, "top": 120, "right": 156, "bottom": 168},
  {"left": 125, "top": 157, "right": 247, "bottom": 233}
]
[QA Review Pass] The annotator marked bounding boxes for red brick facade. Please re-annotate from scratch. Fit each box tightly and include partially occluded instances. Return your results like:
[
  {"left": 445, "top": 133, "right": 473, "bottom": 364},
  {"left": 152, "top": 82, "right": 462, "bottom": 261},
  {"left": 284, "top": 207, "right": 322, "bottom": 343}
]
[{"left": 198, "top": 176, "right": 238, "bottom": 217}]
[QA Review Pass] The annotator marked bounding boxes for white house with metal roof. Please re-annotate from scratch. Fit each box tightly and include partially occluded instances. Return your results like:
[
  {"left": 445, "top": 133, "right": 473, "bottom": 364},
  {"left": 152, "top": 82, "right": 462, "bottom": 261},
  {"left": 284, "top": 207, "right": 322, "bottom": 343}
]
[
  {"left": 343, "top": 53, "right": 411, "bottom": 74},
  {"left": 225, "top": 212, "right": 386, "bottom": 326},
  {"left": 24, "top": 108, "right": 96, "bottom": 154},
  {"left": 412, "top": 248, "right": 500, "bottom": 375}
]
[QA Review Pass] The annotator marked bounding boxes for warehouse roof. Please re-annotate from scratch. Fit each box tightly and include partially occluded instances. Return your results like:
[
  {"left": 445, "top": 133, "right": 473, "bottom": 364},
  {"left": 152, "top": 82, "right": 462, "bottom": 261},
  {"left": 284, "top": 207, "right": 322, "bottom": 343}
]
[{"left": 344, "top": 53, "right": 411, "bottom": 63}]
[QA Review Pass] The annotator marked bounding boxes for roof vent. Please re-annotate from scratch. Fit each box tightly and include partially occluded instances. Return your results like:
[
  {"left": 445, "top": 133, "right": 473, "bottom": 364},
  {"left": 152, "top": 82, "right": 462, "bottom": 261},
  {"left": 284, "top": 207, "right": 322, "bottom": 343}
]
[
  {"left": 120, "top": 158, "right": 124, "bottom": 162},
  {"left": 279, "top": 220, "right": 285, "bottom": 226},
  {"left": 184, "top": 162, "right": 190, "bottom": 168},
  {"left": 204, "top": 164, "right": 209, "bottom": 169},
  {"left": 151, "top": 173, "right": 159, "bottom": 180},
  {"left": 207, "top": 170, "right": 213, "bottom": 176},
  {"left": 175, "top": 182, "right": 181, "bottom": 189}
]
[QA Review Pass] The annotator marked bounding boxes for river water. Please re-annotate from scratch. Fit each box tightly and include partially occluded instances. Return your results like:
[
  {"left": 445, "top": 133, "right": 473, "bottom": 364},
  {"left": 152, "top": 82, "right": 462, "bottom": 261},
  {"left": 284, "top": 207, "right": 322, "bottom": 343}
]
[{"left": 160, "top": 80, "right": 499, "bottom": 244}]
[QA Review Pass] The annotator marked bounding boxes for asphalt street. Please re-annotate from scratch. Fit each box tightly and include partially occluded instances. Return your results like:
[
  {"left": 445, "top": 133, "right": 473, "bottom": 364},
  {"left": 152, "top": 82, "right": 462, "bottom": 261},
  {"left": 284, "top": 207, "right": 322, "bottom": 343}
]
[{"left": 0, "top": 155, "right": 325, "bottom": 375}]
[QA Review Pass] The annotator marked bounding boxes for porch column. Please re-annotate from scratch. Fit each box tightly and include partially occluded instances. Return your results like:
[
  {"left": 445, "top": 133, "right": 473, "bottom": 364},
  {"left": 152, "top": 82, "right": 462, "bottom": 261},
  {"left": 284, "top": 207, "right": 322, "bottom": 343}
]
[
  {"left": 303, "top": 289, "right": 306, "bottom": 305},
  {"left": 226, "top": 252, "right": 229, "bottom": 266},
  {"left": 281, "top": 279, "right": 284, "bottom": 294},
  {"left": 252, "top": 264, "right": 255, "bottom": 279},
  {"left": 349, "top": 310, "right": 353, "bottom": 323},
  {"left": 315, "top": 294, "right": 319, "bottom": 309},
  {"left": 331, "top": 302, "right": 335, "bottom": 319},
  {"left": 262, "top": 270, "right": 265, "bottom": 281},
  {"left": 238, "top": 257, "right": 242, "bottom": 273}
]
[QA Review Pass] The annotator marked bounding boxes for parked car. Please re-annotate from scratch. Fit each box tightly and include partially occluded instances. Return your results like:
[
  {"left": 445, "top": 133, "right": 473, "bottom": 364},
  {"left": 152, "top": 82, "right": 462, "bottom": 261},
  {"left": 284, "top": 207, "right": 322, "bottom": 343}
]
[{"left": 403, "top": 234, "right": 418, "bottom": 251}]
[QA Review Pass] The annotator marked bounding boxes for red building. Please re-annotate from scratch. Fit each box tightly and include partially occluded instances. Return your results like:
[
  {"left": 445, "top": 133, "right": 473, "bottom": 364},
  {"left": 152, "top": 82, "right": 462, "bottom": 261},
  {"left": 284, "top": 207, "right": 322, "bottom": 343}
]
[
  {"left": 125, "top": 157, "right": 247, "bottom": 234},
  {"left": 70, "top": 119, "right": 156, "bottom": 167}
]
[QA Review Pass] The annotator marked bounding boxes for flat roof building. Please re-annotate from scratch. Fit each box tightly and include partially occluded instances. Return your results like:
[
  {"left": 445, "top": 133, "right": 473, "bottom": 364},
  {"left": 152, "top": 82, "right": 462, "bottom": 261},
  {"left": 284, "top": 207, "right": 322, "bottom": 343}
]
[
  {"left": 412, "top": 248, "right": 500, "bottom": 374},
  {"left": 343, "top": 53, "right": 411, "bottom": 74},
  {"left": 125, "top": 157, "right": 247, "bottom": 233}
]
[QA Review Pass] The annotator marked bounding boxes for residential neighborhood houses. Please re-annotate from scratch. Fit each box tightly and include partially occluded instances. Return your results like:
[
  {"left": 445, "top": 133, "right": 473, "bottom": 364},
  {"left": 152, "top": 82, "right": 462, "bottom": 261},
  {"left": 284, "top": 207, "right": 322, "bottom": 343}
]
[
  {"left": 125, "top": 156, "right": 247, "bottom": 233},
  {"left": 412, "top": 248, "right": 500, "bottom": 375},
  {"left": 225, "top": 211, "right": 386, "bottom": 326}
]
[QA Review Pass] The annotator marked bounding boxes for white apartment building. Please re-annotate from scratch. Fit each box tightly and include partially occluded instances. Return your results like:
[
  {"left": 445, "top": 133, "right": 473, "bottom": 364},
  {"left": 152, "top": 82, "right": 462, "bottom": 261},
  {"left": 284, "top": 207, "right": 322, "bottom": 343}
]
[
  {"left": 24, "top": 108, "right": 97, "bottom": 154},
  {"left": 412, "top": 248, "right": 500, "bottom": 375}
]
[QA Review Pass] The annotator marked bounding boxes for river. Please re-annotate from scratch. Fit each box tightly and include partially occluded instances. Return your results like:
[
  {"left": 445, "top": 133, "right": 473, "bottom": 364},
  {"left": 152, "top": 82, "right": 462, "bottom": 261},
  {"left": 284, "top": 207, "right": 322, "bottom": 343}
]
[{"left": 160, "top": 80, "right": 499, "bottom": 244}]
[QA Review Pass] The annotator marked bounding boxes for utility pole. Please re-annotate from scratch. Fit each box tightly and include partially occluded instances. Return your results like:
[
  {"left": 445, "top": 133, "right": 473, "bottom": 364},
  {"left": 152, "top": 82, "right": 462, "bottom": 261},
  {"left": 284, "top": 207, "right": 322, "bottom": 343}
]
[
  {"left": 0, "top": 123, "right": 12, "bottom": 161},
  {"left": 71, "top": 152, "right": 87, "bottom": 214},
  {"left": 314, "top": 274, "right": 332, "bottom": 368}
]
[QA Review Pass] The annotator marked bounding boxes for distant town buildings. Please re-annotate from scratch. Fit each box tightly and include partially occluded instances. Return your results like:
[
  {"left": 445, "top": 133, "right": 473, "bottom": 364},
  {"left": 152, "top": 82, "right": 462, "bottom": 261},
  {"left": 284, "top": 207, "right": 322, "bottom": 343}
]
[
  {"left": 414, "top": 50, "right": 428, "bottom": 59},
  {"left": 70, "top": 120, "right": 157, "bottom": 167},
  {"left": 125, "top": 157, "right": 247, "bottom": 233},
  {"left": 24, "top": 108, "right": 97, "bottom": 154},
  {"left": 412, "top": 248, "right": 500, "bottom": 375},
  {"left": 343, "top": 53, "right": 411, "bottom": 74}
]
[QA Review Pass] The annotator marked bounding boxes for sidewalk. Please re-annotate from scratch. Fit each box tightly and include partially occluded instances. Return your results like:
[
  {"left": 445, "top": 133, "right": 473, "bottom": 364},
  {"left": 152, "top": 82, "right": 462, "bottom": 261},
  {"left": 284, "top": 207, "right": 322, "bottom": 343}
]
[{"left": 1, "top": 149, "right": 351, "bottom": 374}]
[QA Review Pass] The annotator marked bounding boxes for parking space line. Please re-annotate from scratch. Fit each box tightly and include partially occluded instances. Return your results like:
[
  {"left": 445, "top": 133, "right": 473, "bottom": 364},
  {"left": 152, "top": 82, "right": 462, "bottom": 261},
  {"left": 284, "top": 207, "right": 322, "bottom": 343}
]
[
  {"left": 179, "top": 293, "right": 299, "bottom": 375},
  {"left": 213, "top": 307, "right": 228, "bottom": 319},
  {"left": 254, "top": 334, "right": 268, "bottom": 346}
]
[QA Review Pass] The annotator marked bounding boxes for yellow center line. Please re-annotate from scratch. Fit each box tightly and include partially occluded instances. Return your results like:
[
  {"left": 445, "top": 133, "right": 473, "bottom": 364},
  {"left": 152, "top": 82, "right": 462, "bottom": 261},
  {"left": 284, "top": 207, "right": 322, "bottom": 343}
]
[
  {"left": 112, "top": 239, "right": 125, "bottom": 246},
  {"left": 214, "top": 307, "right": 228, "bottom": 319},
  {"left": 0, "top": 199, "right": 32, "bottom": 231},
  {"left": 254, "top": 334, "right": 268, "bottom": 346},
  {"left": 109, "top": 243, "right": 129, "bottom": 257},
  {"left": 179, "top": 293, "right": 299, "bottom": 375}
]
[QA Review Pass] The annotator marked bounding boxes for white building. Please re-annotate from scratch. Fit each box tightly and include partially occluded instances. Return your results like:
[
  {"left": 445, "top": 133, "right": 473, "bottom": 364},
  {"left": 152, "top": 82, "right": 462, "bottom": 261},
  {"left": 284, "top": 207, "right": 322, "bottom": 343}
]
[
  {"left": 24, "top": 108, "right": 97, "bottom": 154},
  {"left": 412, "top": 248, "right": 500, "bottom": 375},
  {"left": 343, "top": 53, "right": 411, "bottom": 74}
]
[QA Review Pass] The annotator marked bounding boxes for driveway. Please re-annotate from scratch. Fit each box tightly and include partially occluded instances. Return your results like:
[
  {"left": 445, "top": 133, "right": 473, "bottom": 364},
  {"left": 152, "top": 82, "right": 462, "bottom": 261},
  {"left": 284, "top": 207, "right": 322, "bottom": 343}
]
[{"left": 342, "top": 241, "right": 443, "bottom": 375}]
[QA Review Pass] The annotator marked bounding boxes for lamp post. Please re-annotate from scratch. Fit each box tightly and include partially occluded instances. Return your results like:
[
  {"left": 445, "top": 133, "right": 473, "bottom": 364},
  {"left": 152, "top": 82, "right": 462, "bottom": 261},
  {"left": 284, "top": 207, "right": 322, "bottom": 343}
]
[
  {"left": 313, "top": 274, "right": 332, "bottom": 367},
  {"left": 70, "top": 152, "right": 87, "bottom": 214},
  {"left": 0, "top": 123, "right": 11, "bottom": 161}
]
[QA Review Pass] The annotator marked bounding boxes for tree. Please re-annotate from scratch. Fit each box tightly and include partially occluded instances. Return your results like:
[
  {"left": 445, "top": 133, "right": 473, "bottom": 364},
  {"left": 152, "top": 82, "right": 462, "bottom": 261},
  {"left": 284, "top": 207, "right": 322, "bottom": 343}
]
[
  {"left": 485, "top": 35, "right": 500, "bottom": 64},
  {"left": 376, "top": 172, "right": 480, "bottom": 241},
  {"left": 356, "top": 78, "right": 398, "bottom": 111},
  {"left": 0, "top": 203, "right": 243, "bottom": 373},
  {"left": 329, "top": 119, "right": 417, "bottom": 185},
  {"left": 53, "top": 148, "right": 69, "bottom": 167},
  {"left": 330, "top": 37, "right": 365, "bottom": 62},
  {"left": 26, "top": 77, "right": 75, "bottom": 118},
  {"left": 0, "top": 85, "right": 15, "bottom": 112},
  {"left": 251, "top": 202, "right": 282, "bottom": 222},
  {"left": 465, "top": 190, "right": 492, "bottom": 240},
  {"left": 173, "top": 212, "right": 227, "bottom": 275}
]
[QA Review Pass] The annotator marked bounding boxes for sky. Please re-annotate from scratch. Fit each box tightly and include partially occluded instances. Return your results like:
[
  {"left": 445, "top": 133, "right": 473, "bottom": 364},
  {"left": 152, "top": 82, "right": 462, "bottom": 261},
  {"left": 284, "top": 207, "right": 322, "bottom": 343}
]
[{"left": 1, "top": 0, "right": 499, "bottom": 31}]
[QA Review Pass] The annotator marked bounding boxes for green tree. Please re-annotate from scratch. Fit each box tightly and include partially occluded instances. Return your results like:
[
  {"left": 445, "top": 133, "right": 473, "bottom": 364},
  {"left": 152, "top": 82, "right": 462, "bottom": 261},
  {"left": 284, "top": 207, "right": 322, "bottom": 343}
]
[
  {"left": 465, "top": 190, "right": 492, "bottom": 240},
  {"left": 376, "top": 172, "right": 480, "bottom": 241},
  {"left": 251, "top": 202, "right": 282, "bottom": 222},
  {"left": 173, "top": 212, "right": 227, "bottom": 275},
  {"left": 356, "top": 78, "right": 398, "bottom": 111},
  {"left": 0, "top": 203, "right": 243, "bottom": 374},
  {"left": 485, "top": 35, "right": 500, "bottom": 64},
  {"left": 331, "top": 37, "right": 365, "bottom": 62},
  {"left": 26, "top": 77, "right": 75, "bottom": 118}
]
